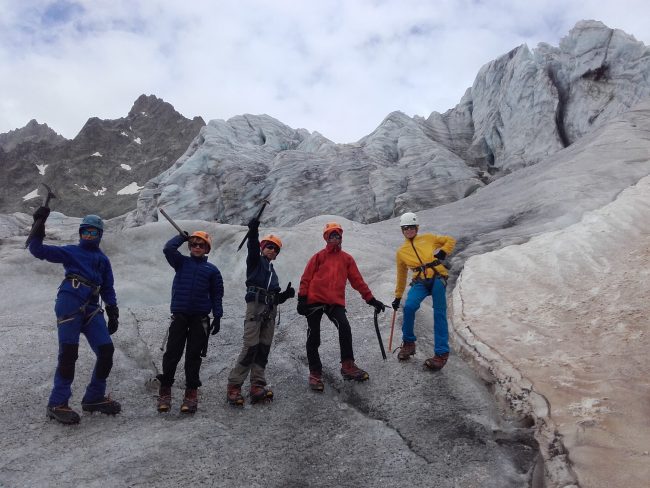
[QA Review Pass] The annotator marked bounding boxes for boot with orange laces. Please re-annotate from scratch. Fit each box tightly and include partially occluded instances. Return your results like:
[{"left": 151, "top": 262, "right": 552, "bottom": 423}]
[
  {"left": 308, "top": 370, "right": 324, "bottom": 392},
  {"left": 227, "top": 383, "right": 245, "bottom": 407},
  {"left": 250, "top": 383, "right": 273, "bottom": 404},
  {"left": 340, "top": 359, "right": 369, "bottom": 381}
]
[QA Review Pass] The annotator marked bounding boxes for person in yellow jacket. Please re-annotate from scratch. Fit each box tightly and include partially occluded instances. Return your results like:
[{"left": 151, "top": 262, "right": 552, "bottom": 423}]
[{"left": 392, "top": 212, "right": 456, "bottom": 370}]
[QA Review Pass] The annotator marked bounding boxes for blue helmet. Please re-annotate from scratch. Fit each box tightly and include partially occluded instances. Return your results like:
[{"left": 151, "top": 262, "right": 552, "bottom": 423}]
[{"left": 80, "top": 214, "right": 104, "bottom": 231}]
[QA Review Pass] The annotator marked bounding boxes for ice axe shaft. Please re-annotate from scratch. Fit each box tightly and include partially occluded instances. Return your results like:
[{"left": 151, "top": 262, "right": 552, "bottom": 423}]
[
  {"left": 374, "top": 310, "right": 387, "bottom": 360},
  {"left": 237, "top": 199, "right": 270, "bottom": 251},
  {"left": 388, "top": 309, "right": 397, "bottom": 351},
  {"left": 41, "top": 183, "right": 55, "bottom": 207},
  {"left": 25, "top": 183, "right": 56, "bottom": 248},
  {"left": 158, "top": 207, "right": 186, "bottom": 236}
]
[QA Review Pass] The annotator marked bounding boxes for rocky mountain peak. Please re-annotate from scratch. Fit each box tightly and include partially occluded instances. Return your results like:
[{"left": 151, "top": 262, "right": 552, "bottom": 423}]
[
  {"left": 0, "top": 119, "right": 66, "bottom": 152},
  {"left": 128, "top": 94, "right": 179, "bottom": 120}
]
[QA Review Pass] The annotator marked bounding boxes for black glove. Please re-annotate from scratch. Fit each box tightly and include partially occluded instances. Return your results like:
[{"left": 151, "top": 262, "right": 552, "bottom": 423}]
[
  {"left": 367, "top": 297, "right": 386, "bottom": 313},
  {"left": 105, "top": 304, "right": 119, "bottom": 335},
  {"left": 181, "top": 231, "right": 190, "bottom": 241},
  {"left": 391, "top": 297, "right": 401, "bottom": 310},
  {"left": 278, "top": 282, "right": 295, "bottom": 304},
  {"left": 296, "top": 295, "right": 309, "bottom": 316},
  {"left": 248, "top": 218, "right": 260, "bottom": 231},
  {"left": 434, "top": 250, "right": 447, "bottom": 260},
  {"left": 211, "top": 317, "right": 221, "bottom": 335},
  {"left": 33, "top": 206, "right": 50, "bottom": 222}
]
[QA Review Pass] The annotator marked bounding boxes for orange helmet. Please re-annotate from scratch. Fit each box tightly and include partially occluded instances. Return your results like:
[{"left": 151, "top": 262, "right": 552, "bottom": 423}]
[
  {"left": 189, "top": 231, "right": 212, "bottom": 252},
  {"left": 260, "top": 234, "right": 282, "bottom": 253},
  {"left": 323, "top": 221, "right": 343, "bottom": 240}
]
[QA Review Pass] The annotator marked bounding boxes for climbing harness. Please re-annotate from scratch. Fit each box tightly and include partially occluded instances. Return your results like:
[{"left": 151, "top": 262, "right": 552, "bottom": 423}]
[{"left": 56, "top": 274, "right": 103, "bottom": 325}]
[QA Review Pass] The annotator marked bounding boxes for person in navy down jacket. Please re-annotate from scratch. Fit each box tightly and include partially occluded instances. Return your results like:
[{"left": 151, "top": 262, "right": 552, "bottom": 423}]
[
  {"left": 29, "top": 208, "right": 121, "bottom": 425},
  {"left": 297, "top": 222, "right": 386, "bottom": 392},
  {"left": 156, "top": 230, "right": 224, "bottom": 414}
]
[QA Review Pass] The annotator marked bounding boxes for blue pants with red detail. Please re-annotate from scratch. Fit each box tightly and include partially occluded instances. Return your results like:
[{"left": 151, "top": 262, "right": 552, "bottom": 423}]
[
  {"left": 401, "top": 278, "right": 449, "bottom": 356},
  {"left": 49, "top": 292, "right": 113, "bottom": 407}
]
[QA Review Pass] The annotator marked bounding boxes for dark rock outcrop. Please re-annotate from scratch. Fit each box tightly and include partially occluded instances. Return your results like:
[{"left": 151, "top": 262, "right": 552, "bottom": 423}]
[{"left": 0, "top": 95, "right": 204, "bottom": 218}]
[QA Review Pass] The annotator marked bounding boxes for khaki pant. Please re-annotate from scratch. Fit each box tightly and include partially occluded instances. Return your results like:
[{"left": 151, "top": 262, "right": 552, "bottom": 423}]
[{"left": 227, "top": 301, "right": 277, "bottom": 386}]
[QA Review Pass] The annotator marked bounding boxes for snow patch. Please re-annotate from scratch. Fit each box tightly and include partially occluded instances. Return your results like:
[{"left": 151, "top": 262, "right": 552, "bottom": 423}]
[
  {"left": 93, "top": 187, "right": 107, "bottom": 196},
  {"left": 22, "top": 189, "right": 39, "bottom": 201},
  {"left": 35, "top": 164, "right": 47, "bottom": 175},
  {"left": 74, "top": 184, "right": 90, "bottom": 192},
  {"left": 91, "top": 152, "right": 102, "bottom": 157},
  {"left": 141, "top": 111, "right": 147, "bottom": 116},
  {"left": 117, "top": 182, "right": 144, "bottom": 195},
  {"left": 120, "top": 164, "right": 132, "bottom": 171},
  {"left": 134, "top": 137, "right": 142, "bottom": 145},
  {"left": 120, "top": 131, "right": 129, "bottom": 137}
]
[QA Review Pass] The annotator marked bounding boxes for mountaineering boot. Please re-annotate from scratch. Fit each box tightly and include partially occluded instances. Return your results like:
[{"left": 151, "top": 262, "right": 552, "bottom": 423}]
[
  {"left": 81, "top": 396, "right": 121, "bottom": 415},
  {"left": 308, "top": 371, "right": 324, "bottom": 392},
  {"left": 157, "top": 385, "right": 172, "bottom": 413},
  {"left": 227, "top": 384, "right": 244, "bottom": 407},
  {"left": 250, "top": 384, "right": 273, "bottom": 404},
  {"left": 424, "top": 353, "right": 449, "bottom": 371},
  {"left": 397, "top": 341, "right": 416, "bottom": 361},
  {"left": 340, "top": 359, "right": 369, "bottom": 381},
  {"left": 180, "top": 388, "right": 198, "bottom": 414},
  {"left": 46, "top": 404, "right": 80, "bottom": 425}
]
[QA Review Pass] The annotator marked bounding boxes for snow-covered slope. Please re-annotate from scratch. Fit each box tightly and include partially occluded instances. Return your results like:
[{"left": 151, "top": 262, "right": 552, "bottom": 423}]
[{"left": 453, "top": 175, "right": 650, "bottom": 488}]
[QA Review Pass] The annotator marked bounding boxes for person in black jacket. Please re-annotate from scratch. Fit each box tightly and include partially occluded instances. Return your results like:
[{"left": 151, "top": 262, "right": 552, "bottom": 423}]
[
  {"left": 226, "top": 218, "right": 294, "bottom": 406},
  {"left": 156, "top": 231, "right": 224, "bottom": 414}
]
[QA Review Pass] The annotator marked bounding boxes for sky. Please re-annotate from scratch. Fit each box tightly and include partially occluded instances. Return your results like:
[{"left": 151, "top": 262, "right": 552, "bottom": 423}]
[{"left": 1, "top": 0, "right": 650, "bottom": 144}]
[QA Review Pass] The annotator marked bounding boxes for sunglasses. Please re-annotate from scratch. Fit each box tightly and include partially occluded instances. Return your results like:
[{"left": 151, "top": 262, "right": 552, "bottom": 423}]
[
  {"left": 264, "top": 243, "right": 280, "bottom": 252},
  {"left": 327, "top": 232, "right": 342, "bottom": 240},
  {"left": 401, "top": 225, "right": 418, "bottom": 231},
  {"left": 189, "top": 241, "right": 207, "bottom": 249},
  {"left": 81, "top": 229, "right": 99, "bottom": 237}
]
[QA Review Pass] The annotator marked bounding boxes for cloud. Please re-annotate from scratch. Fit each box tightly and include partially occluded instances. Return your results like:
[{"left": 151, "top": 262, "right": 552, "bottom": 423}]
[{"left": 1, "top": 0, "right": 649, "bottom": 143}]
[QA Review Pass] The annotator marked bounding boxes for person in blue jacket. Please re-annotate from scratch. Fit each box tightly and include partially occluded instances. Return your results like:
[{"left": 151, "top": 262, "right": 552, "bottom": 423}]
[
  {"left": 226, "top": 218, "right": 294, "bottom": 406},
  {"left": 29, "top": 208, "right": 121, "bottom": 425},
  {"left": 156, "top": 230, "right": 223, "bottom": 414}
]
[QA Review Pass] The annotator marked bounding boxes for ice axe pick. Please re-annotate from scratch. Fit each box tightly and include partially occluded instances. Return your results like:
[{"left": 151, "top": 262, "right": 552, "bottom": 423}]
[
  {"left": 237, "top": 199, "right": 270, "bottom": 251},
  {"left": 24, "top": 183, "right": 56, "bottom": 248}
]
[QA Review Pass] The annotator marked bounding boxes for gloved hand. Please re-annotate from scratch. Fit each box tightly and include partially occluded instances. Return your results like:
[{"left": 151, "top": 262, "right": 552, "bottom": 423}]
[
  {"left": 248, "top": 218, "right": 260, "bottom": 231},
  {"left": 367, "top": 297, "right": 386, "bottom": 313},
  {"left": 33, "top": 206, "right": 50, "bottom": 222},
  {"left": 278, "top": 282, "right": 295, "bottom": 304},
  {"left": 434, "top": 249, "right": 447, "bottom": 260},
  {"left": 105, "top": 304, "right": 119, "bottom": 335},
  {"left": 181, "top": 231, "right": 190, "bottom": 241},
  {"left": 296, "top": 295, "right": 309, "bottom": 316},
  {"left": 211, "top": 316, "right": 221, "bottom": 335},
  {"left": 391, "top": 297, "right": 401, "bottom": 310}
]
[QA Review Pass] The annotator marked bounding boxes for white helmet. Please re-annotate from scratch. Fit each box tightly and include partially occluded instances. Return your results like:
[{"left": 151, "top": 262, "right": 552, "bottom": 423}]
[{"left": 400, "top": 212, "right": 419, "bottom": 227}]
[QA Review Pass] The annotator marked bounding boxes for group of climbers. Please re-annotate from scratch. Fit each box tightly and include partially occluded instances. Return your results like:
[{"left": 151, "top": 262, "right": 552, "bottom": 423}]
[{"left": 28, "top": 205, "right": 454, "bottom": 423}]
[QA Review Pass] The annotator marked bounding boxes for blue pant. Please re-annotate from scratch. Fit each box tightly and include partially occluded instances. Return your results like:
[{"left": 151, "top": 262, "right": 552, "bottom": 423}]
[
  {"left": 401, "top": 278, "right": 449, "bottom": 356},
  {"left": 49, "top": 292, "right": 113, "bottom": 406}
]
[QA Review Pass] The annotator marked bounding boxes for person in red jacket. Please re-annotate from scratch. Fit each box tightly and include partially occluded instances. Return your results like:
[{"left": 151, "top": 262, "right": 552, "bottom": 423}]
[{"left": 297, "top": 222, "right": 386, "bottom": 391}]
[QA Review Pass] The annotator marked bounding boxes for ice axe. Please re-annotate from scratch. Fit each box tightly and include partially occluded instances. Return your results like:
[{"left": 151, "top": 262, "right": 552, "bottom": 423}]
[
  {"left": 388, "top": 309, "right": 397, "bottom": 352},
  {"left": 158, "top": 207, "right": 188, "bottom": 237},
  {"left": 374, "top": 309, "right": 387, "bottom": 360},
  {"left": 237, "top": 199, "right": 270, "bottom": 251},
  {"left": 25, "top": 183, "right": 56, "bottom": 248}
]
